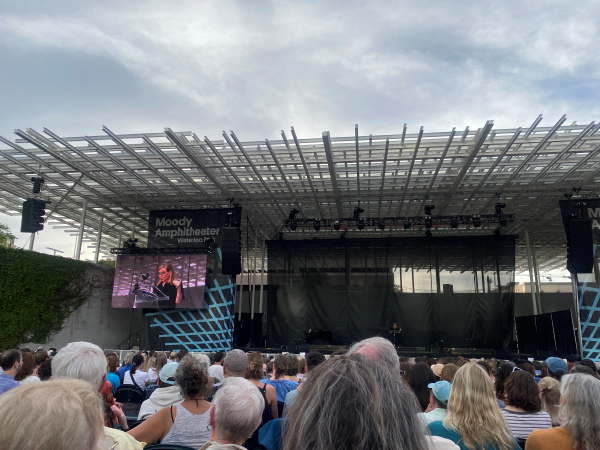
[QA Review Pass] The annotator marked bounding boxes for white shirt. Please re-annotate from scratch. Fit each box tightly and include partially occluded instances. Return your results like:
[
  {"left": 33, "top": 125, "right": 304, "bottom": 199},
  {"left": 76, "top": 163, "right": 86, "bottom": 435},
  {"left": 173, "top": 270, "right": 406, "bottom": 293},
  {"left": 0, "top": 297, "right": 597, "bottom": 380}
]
[
  {"left": 123, "top": 369, "right": 150, "bottom": 391},
  {"left": 147, "top": 367, "right": 159, "bottom": 381},
  {"left": 19, "top": 375, "right": 41, "bottom": 384},
  {"left": 208, "top": 364, "right": 224, "bottom": 381},
  {"left": 425, "top": 436, "right": 460, "bottom": 450}
]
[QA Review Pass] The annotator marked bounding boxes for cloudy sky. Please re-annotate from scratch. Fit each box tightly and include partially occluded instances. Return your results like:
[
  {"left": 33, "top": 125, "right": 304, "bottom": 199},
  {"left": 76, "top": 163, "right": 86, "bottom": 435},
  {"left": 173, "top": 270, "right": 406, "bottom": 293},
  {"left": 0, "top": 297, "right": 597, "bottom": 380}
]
[{"left": 1, "top": 0, "right": 599, "bottom": 262}]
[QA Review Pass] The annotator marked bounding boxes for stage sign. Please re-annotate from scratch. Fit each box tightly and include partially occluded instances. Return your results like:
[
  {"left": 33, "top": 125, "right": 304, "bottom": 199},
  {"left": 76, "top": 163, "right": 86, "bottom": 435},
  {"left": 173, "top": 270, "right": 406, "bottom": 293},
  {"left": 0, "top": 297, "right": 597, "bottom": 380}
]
[
  {"left": 148, "top": 207, "right": 241, "bottom": 248},
  {"left": 112, "top": 254, "right": 207, "bottom": 309},
  {"left": 559, "top": 199, "right": 600, "bottom": 245}
]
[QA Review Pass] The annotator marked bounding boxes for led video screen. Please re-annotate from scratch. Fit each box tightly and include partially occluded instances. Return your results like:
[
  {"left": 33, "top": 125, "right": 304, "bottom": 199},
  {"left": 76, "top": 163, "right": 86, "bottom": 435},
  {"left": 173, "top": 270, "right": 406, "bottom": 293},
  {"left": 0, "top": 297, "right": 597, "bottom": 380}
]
[{"left": 111, "top": 254, "right": 207, "bottom": 309}]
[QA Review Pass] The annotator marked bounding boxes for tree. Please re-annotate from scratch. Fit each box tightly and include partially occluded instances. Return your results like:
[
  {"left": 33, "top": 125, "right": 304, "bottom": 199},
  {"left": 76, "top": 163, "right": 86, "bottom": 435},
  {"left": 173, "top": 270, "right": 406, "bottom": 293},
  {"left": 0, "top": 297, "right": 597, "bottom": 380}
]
[{"left": 0, "top": 223, "right": 15, "bottom": 248}]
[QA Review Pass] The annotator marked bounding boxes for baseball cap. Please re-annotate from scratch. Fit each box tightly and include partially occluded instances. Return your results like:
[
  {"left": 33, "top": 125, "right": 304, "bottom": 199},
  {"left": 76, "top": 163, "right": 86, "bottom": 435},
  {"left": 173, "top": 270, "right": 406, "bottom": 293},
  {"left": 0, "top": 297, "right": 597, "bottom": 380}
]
[
  {"left": 428, "top": 380, "right": 452, "bottom": 404},
  {"left": 159, "top": 362, "right": 179, "bottom": 385},
  {"left": 223, "top": 349, "right": 249, "bottom": 373},
  {"left": 546, "top": 357, "right": 568, "bottom": 375}
]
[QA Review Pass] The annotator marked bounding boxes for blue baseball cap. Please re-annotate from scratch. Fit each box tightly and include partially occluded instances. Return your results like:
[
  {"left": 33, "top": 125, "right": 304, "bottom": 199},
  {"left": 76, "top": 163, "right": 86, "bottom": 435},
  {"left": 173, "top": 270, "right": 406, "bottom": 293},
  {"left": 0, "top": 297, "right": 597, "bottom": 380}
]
[
  {"left": 428, "top": 380, "right": 452, "bottom": 404},
  {"left": 546, "top": 357, "right": 568, "bottom": 375}
]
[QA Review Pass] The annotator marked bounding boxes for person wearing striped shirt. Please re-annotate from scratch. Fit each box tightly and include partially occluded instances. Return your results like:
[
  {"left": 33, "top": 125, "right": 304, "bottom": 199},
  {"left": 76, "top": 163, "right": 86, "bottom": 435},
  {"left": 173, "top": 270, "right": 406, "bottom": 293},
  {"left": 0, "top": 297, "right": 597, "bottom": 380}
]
[{"left": 500, "top": 369, "right": 552, "bottom": 439}]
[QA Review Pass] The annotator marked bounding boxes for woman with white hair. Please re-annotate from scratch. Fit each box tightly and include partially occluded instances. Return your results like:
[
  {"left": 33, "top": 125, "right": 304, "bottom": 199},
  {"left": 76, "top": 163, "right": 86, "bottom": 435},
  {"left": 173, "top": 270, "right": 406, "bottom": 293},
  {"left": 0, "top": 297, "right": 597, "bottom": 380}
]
[
  {"left": 428, "top": 363, "right": 520, "bottom": 450},
  {"left": 200, "top": 377, "right": 265, "bottom": 449},
  {"left": 0, "top": 378, "right": 105, "bottom": 450},
  {"left": 525, "top": 373, "right": 600, "bottom": 450}
]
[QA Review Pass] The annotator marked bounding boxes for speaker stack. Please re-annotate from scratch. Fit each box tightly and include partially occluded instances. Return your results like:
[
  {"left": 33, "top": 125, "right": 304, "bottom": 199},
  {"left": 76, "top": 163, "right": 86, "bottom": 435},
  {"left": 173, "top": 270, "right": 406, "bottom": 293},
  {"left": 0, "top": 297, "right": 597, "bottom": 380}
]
[
  {"left": 565, "top": 219, "right": 593, "bottom": 274},
  {"left": 221, "top": 226, "right": 242, "bottom": 275}
]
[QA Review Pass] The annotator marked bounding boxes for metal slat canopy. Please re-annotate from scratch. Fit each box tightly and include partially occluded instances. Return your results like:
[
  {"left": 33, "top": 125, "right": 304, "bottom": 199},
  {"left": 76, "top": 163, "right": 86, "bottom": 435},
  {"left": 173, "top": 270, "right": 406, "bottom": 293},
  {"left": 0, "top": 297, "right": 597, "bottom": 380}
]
[{"left": 0, "top": 117, "right": 598, "bottom": 272}]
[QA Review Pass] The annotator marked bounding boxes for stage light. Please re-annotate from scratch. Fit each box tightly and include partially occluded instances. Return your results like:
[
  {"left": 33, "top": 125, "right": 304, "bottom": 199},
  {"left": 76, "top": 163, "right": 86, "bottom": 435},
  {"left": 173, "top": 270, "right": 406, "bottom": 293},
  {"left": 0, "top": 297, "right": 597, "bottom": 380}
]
[
  {"left": 424, "top": 215, "right": 433, "bottom": 230},
  {"left": 378, "top": 219, "right": 386, "bottom": 230},
  {"left": 403, "top": 221, "right": 411, "bottom": 230},
  {"left": 357, "top": 219, "right": 365, "bottom": 230},
  {"left": 333, "top": 220, "right": 341, "bottom": 231},
  {"left": 450, "top": 217, "right": 459, "bottom": 228},
  {"left": 472, "top": 215, "right": 481, "bottom": 227},
  {"left": 499, "top": 216, "right": 508, "bottom": 227},
  {"left": 288, "top": 208, "right": 300, "bottom": 220},
  {"left": 290, "top": 219, "right": 297, "bottom": 231},
  {"left": 424, "top": 204, "right": 435, "bottom": 216},
  {"left": 340, "top": 230, "right": 346, "bottom": 239},
  {"left": 494, "top": 202, "right": 506, "bottom": 216},
  {"left": 314, "top": 218, "right": 321, "bottom": 231}
]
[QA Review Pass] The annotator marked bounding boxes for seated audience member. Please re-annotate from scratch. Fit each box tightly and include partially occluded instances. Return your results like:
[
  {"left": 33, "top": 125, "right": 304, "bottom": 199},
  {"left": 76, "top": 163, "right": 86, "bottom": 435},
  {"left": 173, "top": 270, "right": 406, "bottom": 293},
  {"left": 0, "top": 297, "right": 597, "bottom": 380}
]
[
  {"left": 265, "top": 360, "right": 274, "bottom": 379},
  {"left": 128, "top": 358, "right": 212, "bottom": 448},
  {"left": 193, "top": 352, "right": 211, "bottom": 372},
  {"left": 578, "top": 358, "right": 598, "bottom": 375},
  {"left": 123, "top": 354, "right": 150, "bottom": 391},
  {"left": 441, "top": 363, "right": 458, "bottom": 383},
  {"left": 15, "top": 351, "right": 40, "bottom": 384},
  {"left": 284, "top": 351, "right": 326, "bottom": 412},
  {"left": 545, "top": 357, "right": 568, "bottom": 381},
  {"left": 501, "top": 370, "right": 552, "bottom": 439},
  {"left": 297, "top": 357, "right": 307, "bottom": 379},
  {"left": 0, "top": 349, "right": 22, "bottom": 394},
  {"left": 106, "top": 355, "right": 121, "bottom": 395},
  {"left": 200, "top": 377, "right": 265, "bottom": 450},
  {"left": 262, "top": 354, "right": 298, "bottom": 402},
  {"left": 495, "top": 362, "right": 516, "bottom": 408},
  {"left": 223, "top": 349, "right": 249, "bottom": 379},
  {"left": 169, "top": 351, "right": 179, "bottom": 362},
  {"left": 147, "top": 353, "right": 166, "bottom": 384},
  {"left": 247, "top": 352, "right": 278, "bottom": 418},
  {"left": 119, "top": 351, "right": 136, "bottom": 381},
  {"left": 537, "top": 377, "right": 561, "bottom": 426},
  {"left": 526, "top": 374, "right": 600, "bottom": 450},
  {"left": 283, "top": 354, "right": 455, "bottom": 450},
  {"left": 37, "top": 358, "right": 52, "bottom": 381},
  {"left": 428, "top": 363, "right": 520, "bottom": 450},
  {"left": 432, "top": 364, "right": 444, "bottom": 381},
  {"left": 0, "top": 378, "right": 106, "bottom": 450},
  {"left": 411, "top": 362, "right": 437, "bottom": 411},
  {"left": 51, "top": 341, "right": 142, "bottom": 450},
  {"left": 138, "top": 362, "right": 183, "bottom": 420},
  {"left": 418, "top": 380, "right": 452, "bottom": 426},
  {"left": 346, "top": 336, "right": 401, "bottom": 371},
  {"left": 400, "top": 361, "right": 413, "bottom": 385},
  {"left": 33, "top": 350, "right": 48, "bottom": 373},
  {"left": 570, "top": 364, "right": 599, "bottom": 378},
  {"left": 209, "top": 351, "right": 225, "bottom": 381},
  {"left": 285, "top": 354, "right": 300, "bottom": 383}
]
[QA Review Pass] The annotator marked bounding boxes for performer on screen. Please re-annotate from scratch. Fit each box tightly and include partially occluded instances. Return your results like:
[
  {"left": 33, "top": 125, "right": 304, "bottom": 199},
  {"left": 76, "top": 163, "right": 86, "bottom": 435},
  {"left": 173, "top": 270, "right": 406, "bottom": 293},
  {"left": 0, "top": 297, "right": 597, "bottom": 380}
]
[{"left": 153, "top": 263, "right": 184, "bottom": 308}]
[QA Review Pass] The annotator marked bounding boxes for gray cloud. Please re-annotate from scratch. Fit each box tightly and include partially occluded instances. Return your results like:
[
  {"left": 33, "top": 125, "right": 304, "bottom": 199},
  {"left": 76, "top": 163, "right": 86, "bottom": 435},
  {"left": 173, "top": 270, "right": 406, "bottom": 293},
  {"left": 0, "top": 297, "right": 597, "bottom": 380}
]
[{"left": 1, "top": 0, "right": 599, "bottom": 256}]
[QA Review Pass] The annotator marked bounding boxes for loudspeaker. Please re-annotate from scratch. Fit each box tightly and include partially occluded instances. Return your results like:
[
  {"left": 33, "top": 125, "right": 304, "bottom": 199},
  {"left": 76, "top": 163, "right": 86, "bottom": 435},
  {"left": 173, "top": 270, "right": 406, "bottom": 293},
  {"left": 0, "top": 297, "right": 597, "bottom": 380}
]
[
  {"left": 221, "top": 226, "right": 241, "bottom": 275},
  {"left": 566, "top": 219, "right": 593, "bottom": 274}
]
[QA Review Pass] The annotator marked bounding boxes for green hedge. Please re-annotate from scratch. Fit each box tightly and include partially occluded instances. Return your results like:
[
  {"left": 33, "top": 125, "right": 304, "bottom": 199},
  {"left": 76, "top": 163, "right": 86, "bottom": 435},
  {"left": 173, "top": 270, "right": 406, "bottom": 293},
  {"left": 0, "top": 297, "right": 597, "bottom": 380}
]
[{"left": 0, "top": 247, "right": 101, "bottom": 349}]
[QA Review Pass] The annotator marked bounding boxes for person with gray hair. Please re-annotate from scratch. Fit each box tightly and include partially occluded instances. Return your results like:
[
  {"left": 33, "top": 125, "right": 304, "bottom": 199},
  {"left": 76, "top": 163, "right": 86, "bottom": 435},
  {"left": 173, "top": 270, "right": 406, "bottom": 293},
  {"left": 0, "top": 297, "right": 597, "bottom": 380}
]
[
  {"left": 526, "top": 373, "right": 600, "bottom": 450},
  {"left": 346, "top": 336, "right": 400, "bottom": 371},
  {"left": 200, "top": 377, "right": 264, "bottom": 450},
  {"left": 51, "top": 341, "right": 143, "bottom": 450},
  {"left": 119, "top": 351, "right": 137, "bottom": 381},
  {"left": 283, "top": 354, "right": 435, "bottom": 450}
]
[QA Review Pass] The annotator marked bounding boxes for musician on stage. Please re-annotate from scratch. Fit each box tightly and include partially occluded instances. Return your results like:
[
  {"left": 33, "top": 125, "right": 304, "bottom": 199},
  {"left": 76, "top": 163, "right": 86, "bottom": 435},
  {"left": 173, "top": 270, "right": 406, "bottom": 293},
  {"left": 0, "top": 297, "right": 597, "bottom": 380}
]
[
  {"left": 153, "top": 263, "right": 184, "bottom": 308},
  {"left": 388, "top": 322, "right": 402, "bottom": 348}
]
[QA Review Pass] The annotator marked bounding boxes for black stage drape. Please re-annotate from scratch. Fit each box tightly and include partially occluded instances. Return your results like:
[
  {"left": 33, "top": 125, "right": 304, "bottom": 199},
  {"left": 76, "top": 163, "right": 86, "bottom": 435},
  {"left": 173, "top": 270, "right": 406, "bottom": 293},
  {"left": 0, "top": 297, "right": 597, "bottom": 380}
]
[{"left": 266, "top": 235, "right": 515, "bottom": 349}]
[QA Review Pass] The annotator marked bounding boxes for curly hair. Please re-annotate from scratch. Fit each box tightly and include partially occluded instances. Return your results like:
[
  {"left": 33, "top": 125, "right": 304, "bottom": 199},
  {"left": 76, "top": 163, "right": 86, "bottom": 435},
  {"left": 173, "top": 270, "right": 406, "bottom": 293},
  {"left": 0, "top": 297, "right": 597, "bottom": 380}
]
[
  {"left": 246, "top": 352, "right": 265, "bottom": 380},
  {"left": 175, "top": 357, "right": 212, "bottom": 400}
]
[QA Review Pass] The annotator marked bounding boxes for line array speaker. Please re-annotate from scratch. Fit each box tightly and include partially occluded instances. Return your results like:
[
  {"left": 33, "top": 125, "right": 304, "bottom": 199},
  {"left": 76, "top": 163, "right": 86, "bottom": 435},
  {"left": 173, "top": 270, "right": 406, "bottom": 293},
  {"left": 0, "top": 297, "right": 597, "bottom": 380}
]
[
  {"left": 566, "top": 219, "right": 593, "bottom": 274},
  {"left": 221, "top": 226, "right": 242, "bottom": 275}
]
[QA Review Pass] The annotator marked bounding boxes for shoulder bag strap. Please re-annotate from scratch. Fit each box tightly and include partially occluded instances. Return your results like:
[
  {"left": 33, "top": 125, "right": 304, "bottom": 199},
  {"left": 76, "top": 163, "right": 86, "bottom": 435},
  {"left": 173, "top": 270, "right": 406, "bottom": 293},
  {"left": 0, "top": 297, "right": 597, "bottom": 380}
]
[{"left": 129, "top": 369, "right": 142, "bottom": 391}]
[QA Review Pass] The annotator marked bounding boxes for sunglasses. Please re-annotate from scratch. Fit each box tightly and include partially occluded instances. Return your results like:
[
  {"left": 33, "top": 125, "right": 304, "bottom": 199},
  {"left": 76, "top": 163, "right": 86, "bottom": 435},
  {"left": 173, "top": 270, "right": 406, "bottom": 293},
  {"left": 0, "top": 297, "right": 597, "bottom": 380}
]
[{"left": 512, "top": 366, "right": 522, "bottom": 372}]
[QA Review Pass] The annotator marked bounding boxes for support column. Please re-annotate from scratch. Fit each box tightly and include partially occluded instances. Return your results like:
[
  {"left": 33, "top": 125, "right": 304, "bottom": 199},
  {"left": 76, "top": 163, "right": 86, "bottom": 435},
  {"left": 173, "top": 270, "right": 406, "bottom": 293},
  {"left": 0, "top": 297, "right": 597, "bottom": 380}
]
[
  {"left": 94, "top": 216, "right": 104, "bottom": 264},
  {"left": 524, "top": 228, "right": 538, "bottom": 315},
  {"left": 259, "top": 241, "right": 266, "bottom": 313},
  {"left": 571, "top": 274, "right": 584, "bottom": 358},
  {"left": 118, "top": 231, "right": 122, "bottom": 248},
  {"left": 531, "top": 243, "right": 543, "bottom": 313},
  {"left": 237, "top": 240, "right": 245, "bottom": 321},
  {"left": 250, "top": 239, "right": 258, "bottom": 319},
  {"left": 28, "top": 233, "right": 35, "bottom": 251},
  {"left": 131, "top": 227, "right": 135, "bottom": 239},
  {"left": 75, "top": 199, "right": 87, "bottom": 261}
]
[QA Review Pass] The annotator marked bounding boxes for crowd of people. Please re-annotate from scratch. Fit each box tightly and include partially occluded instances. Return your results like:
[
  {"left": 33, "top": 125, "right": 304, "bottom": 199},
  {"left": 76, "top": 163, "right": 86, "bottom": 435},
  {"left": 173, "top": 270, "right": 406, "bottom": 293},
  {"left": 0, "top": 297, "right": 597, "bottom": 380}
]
[{"left": 1, "top": 340, "right": 599, "bottom": 450}]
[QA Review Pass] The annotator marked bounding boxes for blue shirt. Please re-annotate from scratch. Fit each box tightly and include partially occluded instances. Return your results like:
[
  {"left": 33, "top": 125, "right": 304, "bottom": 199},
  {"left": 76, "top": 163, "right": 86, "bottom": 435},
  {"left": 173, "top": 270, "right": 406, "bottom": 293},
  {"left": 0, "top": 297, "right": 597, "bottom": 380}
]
[
  {"left": 261, "top": 379, "right": 299, "bottom": 403},
  {"left": 118, "top": 365, "right": 132, "bottom": 381},
  {"left": 428, "top": 421, "right": 520, "bottom": 450},
  {"left": 0, "top": 373, "right": 20, "bottom": 395},
  {"left": 107, "top": 372, "right": 120, "bottom": 395}
]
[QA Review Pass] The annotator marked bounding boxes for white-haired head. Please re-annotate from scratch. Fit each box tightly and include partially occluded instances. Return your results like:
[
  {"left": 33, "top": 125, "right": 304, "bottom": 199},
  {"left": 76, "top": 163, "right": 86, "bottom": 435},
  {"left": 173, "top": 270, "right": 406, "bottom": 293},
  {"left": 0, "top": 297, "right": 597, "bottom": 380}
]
[
  {"left": 211, "top": 377, "right": 264, "bottom": 444},
  {"left": 347, "top": 336, "right": 400, "bottom": 371},
  {"left": 192, "top": 352, "right": 211, "bottom": 371},
  {"left": 51, "top": 341, "right": 107, "bottom": 391}
]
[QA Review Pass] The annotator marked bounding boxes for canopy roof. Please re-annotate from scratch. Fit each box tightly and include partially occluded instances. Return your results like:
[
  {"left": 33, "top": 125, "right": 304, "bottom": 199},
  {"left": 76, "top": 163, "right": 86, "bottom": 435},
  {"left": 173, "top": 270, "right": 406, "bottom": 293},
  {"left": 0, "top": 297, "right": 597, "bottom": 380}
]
[{"left": 1, "top": 115, "right": 598, "bottom": 273}]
